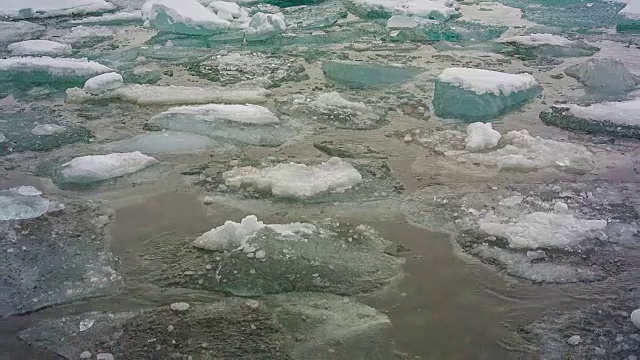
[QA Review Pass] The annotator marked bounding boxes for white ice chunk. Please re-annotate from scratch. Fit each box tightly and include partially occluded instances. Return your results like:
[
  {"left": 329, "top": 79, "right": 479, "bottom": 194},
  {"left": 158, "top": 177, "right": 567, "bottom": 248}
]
[
  {"left": 464, "top": 122, "right": 501, "bottom": 152},
  {"left": 437, "top": 67, "right": 539, "bottom": 96},
  {"left": 352, "top": 0, "right": 459, "bottom": 20},
  {"left": 159, "top": 104, "right": 279, "bottom": 124},
  {"left": 498, "top": 33, "right": 577, "bottom": 47},
  {"left": 310, "top": 92, "right": 370, "bottom": 112},
  {"left": 7, "top": 40, "right": 72, "bottom": 56},
  {"left": 142, "top": 0, "right": 230, "bottom": 34},
  {"left": 0, "top": 57, "right": 112, "bottom": 77},
  {"left": 83, "top": 72, "right": 123, "bottom": 94},
  {"left": 62, "top": 25, "right": 114, "bottom": 44},
  {"left": 556, "top": 99, "right": 640, "bottom": 126},
  {"left": 31, "top": 124, "right": 66, "bottom": 135},
  {"left": 0, "top": 186, "right": 49, "bottom": 221},
  {"left": 57, "top": 151, "right": 158, "bottom": 184},
  {"left": 207, "top": 1, "right": 247, "bottom": 22},
  {"left": 480, "top": 212, "right": 607, "bottom": 249},
  {"left": 245, "top": 12, "right": 286, "bottom": 36},
  {"left": 0, "top": 0, "right": 115, "bottom": 19},
  {"left": 66, "top": 84, "right": 269, "bottom": 105},
  {"left": 192, "top": 215, "right": 316, "bottom": 251},
  {"left": 69, "top": 10, "right": 142, "bottom": 25},
  {"left": 631, "top": 309, "right": 640, "bottom": 329},
  {"left": 223, "top": 157, "right": 363, "bottom": 199}
]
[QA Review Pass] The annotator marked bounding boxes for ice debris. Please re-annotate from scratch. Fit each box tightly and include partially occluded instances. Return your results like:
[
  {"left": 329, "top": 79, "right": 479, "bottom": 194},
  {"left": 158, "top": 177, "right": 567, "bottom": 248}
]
[
  {"left": 464, "top": 122, "right": 501, "bottom": 152},
  {"left": 83, "top": 72, "right": 124, "bottom": 94},
  {"left": 564, "top": 59, "right": 638, "bottom": 95},
  {"left": 0, "top": 0, "right": 115, "bottom": 19},
  {"left": 223, "top": 157, "right": 363, "bottom": 199},
  {"left": 0, "top": 57, "right": 113, "bottom": 84},
  {"left": 291, "top": 92, "right": 383, "bottom": 130},
  {"left": 498, "top": 33, "right": 599, "bottom": 57},
  {"left": 142, "top": 0, "right": 230, "bottom": 35},
  {"left": 322, "top": 60, "right": 423, "bottom": 89},
  {"left": 53, "top": 152, "right": 158, "bottom": 187},
  {"left": 433, "top": 67, "right": 541, "bottom": 121},
  {"left": 344, "top": 0, "right": 460, "bottom": 21},
  {"left": 193, "top": 215, "right": 316, "bottom": 251},
  {"left": 0, "top": 186, "right": 49, "bottom": 221},
  {"left": 102, "top": 131, "right": 226, "bottom": 155},
  {"left": 155, "top": 104, "right": 279, "bottom": 125},
  {"left": 207, "top": 1, "right": 248, "bottom": 22},
  {"left": 246, "top": 12, "right": 287, "bottom": 40},
  {"left": 7, "top": 40, "right": 72, "bottom": 56},
  {"left": 62, "top": 25, "right": 114, "bottom": 45}
]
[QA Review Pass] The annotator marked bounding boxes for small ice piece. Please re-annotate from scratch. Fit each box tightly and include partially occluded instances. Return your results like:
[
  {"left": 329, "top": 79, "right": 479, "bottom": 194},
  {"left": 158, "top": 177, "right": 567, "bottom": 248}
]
[
  {"left": 479, "top": 212, "right": 607, "bottom": 249},
  {"left": 62, "top": 25, "right": 114, "bottom": 45},
  {"left": 7, "top": 40, "right": 72, "bottom": 57},
  {"left": 69, "top": 11, "right": 143, "bottom": 26},
  {"left": 617, "top": 1, "right": 640, "bottom": 32},
  {"left": 223, "top": 157, "right": 363, "bottom": 199},
  {"left": 464, "top": 122, "right": 501, "bottom": 152},
  {"left": 83, "top": 72, "right": 124, "bottom": 94},
  {"left": 567, "top": 335, "right": 582, "bottom": 346},
  {"left": 346, "top": 0, "right": 460, "bottom": 21},
  {"left": 386, "top": 15, "right": 419, "bottom": 28},
  {"left": 96, "top": 353, "right": 114, "bottom": 360},
  {"left": 0, "top": 132, "right": 4, "bottom": 142},
  {"left": 433, "top": 67, "right": 541, "bottom": 121},
  {"left": 170, "top": 302, "right": 190, "bottom": 311},
  {"left": 80, "top": 351, "right": 92, "bottom": 359},
  {"left": 553, "top": 201, "right": 568, "bottom": 213},
  {"left": 0, "top": 57, "right": 112, "bottom": 83},
  {"left": 0, "top": 0, "right": 115, "bottom": 19},
  {"left": 631, "top": 309, "right": 640, "bottom": 329},
  {"left": 156, "top": 104, "right": 279, "bottom": 125},
  {"left": 54, "top": 152, "right": 158, "bottom": 185},
  {"left": 564, "top": 59, "right": 638, "bottom": 95},
  {"left": 245, "top": 13, "right": 286, "bottom": 40},
  {"left": 31, "top": 124, "right": 66, "bottom": 136},
  {"left": 142, "top": 0, "right": 230, "bottom": 36},
  {"left": 0, "top": 186, "right": 49, "bottom": 221},
  {"left": 79, "top": 319, "right": 94, "bottom": 332},
  {"left": 192, "top": 215, "right": 316, "bottom": 251},
  {"left": 499, "top": 195, "right": 523, "bottom": 207}
]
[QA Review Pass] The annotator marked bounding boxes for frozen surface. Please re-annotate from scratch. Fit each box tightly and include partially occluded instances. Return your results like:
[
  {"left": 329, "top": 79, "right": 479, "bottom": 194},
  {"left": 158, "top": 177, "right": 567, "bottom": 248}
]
[
  {"left": 157, "top": 104, "right": 279, "bottom": 125},
  {"left": 464, "top": 122, "right": 501, "bottom": 152},
  {"left": 479, "top": 212, "right": 608, "bottom": 249},
  {"left": 66, "top": 84, "right": 269, "bottom": 105},
  {"left": 142, "top": 0, "right": 230, "bottom": 35},
  {"left": 0, "top": 186, "right": 49, "bottom": 221},
  {"left": 564, "top": 59, "right": 638, "bottom": 95},
  {"left": 223, "top": 157, "right": 363, "bottom": 199},
  {"left": 437, "top": 67, "right": 539, "bottom": 96},
  {"left": 54, "top": 151, "right": 158, "bottom": 186},
  {"left": 0, "top": 0, "right": 115, "bottom": 19},
  {"left": 83, "top": 72, "right": 124, "bottom": 94},
  {"left": 0, "top": 57, "right": 112, "bottom": 81},
  {"left": 7, "top": 40, "right": 72, "bottom": 56},
  {"left": 193, "top": 215, "right": 316, "bottom": 251}
]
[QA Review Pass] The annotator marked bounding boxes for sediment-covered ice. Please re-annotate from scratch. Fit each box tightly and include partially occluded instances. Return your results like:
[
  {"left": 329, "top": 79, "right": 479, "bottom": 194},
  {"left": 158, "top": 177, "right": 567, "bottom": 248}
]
[
  {"left": 223, "top": 157, "right": 363, "bottom": 199},
  {"left": 564, "top": 59, "right": 638, "bottom": 95},
  {"left": 345, "top": 0, "right": 460, "bottom": 21},
  {"left": 66, "top": 84, "right": 269, "bottom": 105},
  {"left": 0, "top": 21, "right": 45, "bottom": 43},
  {"left": 7, "top": 40, "right": 72, "bottom": 56},
  {"left": 157, "top": 104, "right": 280, "bottom": 125},
  {"left": 142, "top": 0, "right": 230, "bottom": 35},
  {"left": 433, "top": 67, "right": 540, "bottom": 121},
  {"left": 480, "top": 212, "right": 607, "bottom": 249},
  {"left": 0, "top": 186, "right": 49, "bottom": 221},
  {"left": 54, "top": 151, "right": 158, "bottom": 186},
  {"left": 83, "top": 72, "right": 123, "bottom": 94},
  {"left": 0, "top": 0, "right": 115, "bottom": 19},
  {"left": 0, "top": 57, "right": 113, "bottom": 83},
  {"left": 193, "top": 215, "right": 316, "bottom": 251},
  {"left": 69, "top": 10, "right": 143, "bottom": 25},
  {"left": 464, "top": 122, "right": 501, "bottom": 152}
]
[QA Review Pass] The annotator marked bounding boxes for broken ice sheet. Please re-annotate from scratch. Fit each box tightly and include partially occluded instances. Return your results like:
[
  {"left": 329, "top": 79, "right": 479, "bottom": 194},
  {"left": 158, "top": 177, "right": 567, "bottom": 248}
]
[
  {"left": 0, "top": 198, "right": 120, "bottom": 315},
  {"left": 322, "top": 60, "right": 423, "bottom": 89},
  {"left": 0, "top": 186, "right": 49, "bottom": 221},
  {"left": 498, "top": 33, "right": 599, "bottom": 58},
  {"left": 0, "top": 0, "right": 115, "bottom": 19},
  {"left": 386, "top": 19, "right": 507, "bottom": 44},
  {"left": 0, "top": 21, "right": 45, "bottom": 43},
  {"left": 564, "top": 59, "right": 638, "bottom": 96},
  {"left": 0, "top": 57, "right": 113, "bottom": 86},
  {"left": 343, "top": 0, "right": 461, "bottom": 21},
  {"left": 101, "top": 131, "right": 235, "bottom": 155}
]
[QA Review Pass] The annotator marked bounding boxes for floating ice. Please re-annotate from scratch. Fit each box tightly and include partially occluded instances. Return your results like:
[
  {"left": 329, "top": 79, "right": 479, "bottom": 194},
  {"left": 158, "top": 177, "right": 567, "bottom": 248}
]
[
  {"left": 54, "top": 152, "right": 158, "bottom": 186},
  {"left": 322, "top": 60, "right": 423, "bottom": 89},
  {"left": 464, "top": 122, "right": 501, "bottom": 152},
  {"left": 102, "top": 131, "right": 227, "bottom": 154},
  {"left": 0, "top": 0, "right": 115, "bottom": 19},
  {"left": 0, "top": 186, "right": 49, "bottom": 221},
  {"left": 245, "top": 12, "right": 287, "bottom": 40},
  {"left": 541, "top": 99, "right": 640, "bottom": 139},
  {"left": 300, "top": 92, "right": 383, "bottom": 129},
  {"left": 457, "top": 129, "right": 595, "bottom": 174},
  {"left": 480, "top": 212, "right": 607, "bottom": 250},
  {"left": 207, "top": 1, "right": 248, "bottom": 22},
  {"left": 564, "top": 59, "right": 638, "bottom": 95},
  {"left": 7, "top": 40, "right": 72, "bottom": 56},
  {"left": 62, "top": 25, "right": 114, "bottom": 45},
  {"left": 344, "top": 0, "right": 460, "bottom": 21},
  {"left": 156, "top": 104, "right": 280, "bottom": 125},
  {"left": 223, "top": 157, "right": 363, "bottom": 199},
  {"left": 69, "top": 11, "right": 143, "bottom": 25},
  {"left": 142, "top": 0, "right": 230, "bottom": 35},
  {"left": 31, "top": 124, "right": 66, "bottom": 135},
  {"left": 0, "top": 57, "right": 113, "bottom": 84},
  {"left": 498, "top": 33, "right": 599, "bottom": 58},
  {"left": 193, "top": 215, "right": 316, "bottom": 251},
  {"left": 0, "top": 21, "right": 45, "bottom": 43},
  {"left": 617, "top": 1, "right": 640, "bottom": 32},
  {"left": 433, "top": 67, "right": 540, "bottom": 121},
  {"left": 66, "top": 84, "right": 269, "bottom": 105},
  {"left": 83, "top": 72, "right": 124, "bottom": 94}
]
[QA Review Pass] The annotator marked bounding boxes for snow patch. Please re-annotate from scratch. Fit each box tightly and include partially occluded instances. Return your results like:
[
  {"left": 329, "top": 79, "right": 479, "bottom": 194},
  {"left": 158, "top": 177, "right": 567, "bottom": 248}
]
[
  {"left": 437, "top": 67, "right": 539, "bottom": 96},
  {"left": 57, "top": 152, "right": 158, "bottom": 184}
]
